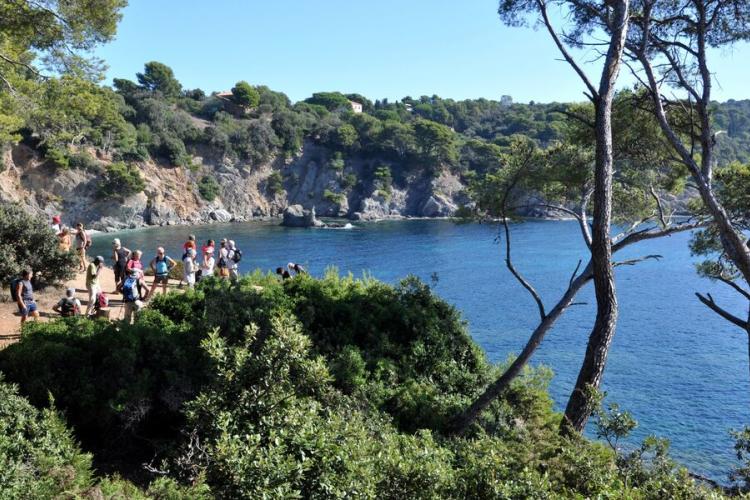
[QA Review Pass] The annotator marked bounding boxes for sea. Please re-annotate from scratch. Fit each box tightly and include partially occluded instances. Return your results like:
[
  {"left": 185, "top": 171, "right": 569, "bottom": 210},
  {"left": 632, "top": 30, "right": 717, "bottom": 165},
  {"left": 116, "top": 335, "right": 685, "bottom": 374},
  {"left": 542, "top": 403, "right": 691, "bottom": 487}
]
[{"left": 89, "top": 218, "right": 749, "bottom": 481}]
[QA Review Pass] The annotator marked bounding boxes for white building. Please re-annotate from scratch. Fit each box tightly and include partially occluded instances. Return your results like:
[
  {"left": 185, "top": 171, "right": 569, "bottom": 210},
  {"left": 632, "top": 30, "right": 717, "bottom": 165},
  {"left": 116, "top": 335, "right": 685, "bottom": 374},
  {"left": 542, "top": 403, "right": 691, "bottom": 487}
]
[{"left": 349, "top": 100, "right": 363, "bottom": 113}]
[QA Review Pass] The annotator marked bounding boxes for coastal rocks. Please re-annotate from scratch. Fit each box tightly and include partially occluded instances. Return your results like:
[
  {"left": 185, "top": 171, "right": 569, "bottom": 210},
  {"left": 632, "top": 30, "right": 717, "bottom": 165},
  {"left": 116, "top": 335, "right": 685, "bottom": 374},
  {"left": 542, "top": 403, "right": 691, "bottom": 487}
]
[
  {"left": 282, "top": 204, "right": 324, "bottom": 228},
  {"left": 420, "top": 194, "right": 456, "bottom": 217},
  {"left": 209, "top": 209, "right": 232, "bottom": 223}
]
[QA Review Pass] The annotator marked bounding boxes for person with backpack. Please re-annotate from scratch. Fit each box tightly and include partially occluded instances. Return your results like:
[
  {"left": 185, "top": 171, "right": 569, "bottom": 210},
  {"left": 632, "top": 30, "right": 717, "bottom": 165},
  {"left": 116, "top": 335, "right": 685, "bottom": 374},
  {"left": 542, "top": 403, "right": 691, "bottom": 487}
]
[
  {"left": 85, "top": 256, "right": 104, "bottom": 317},
  {"left": 217, "top": 239, "right": 230, "bottom": 279},
  {"left": 122, "top": 269, "right": 147, "bottom": 324},
  {"left": 75, "top": 222, "right": 91, "bottom": 272},
  {"left": 226, "top": 239, "right": 242, "bottom": 280},
  {"left": 183, "top": 248, "right": 198, "bottom": 288},
  {"left": 12, "top": 269, "right": 39, "bottom": 324},
  {"left": 111, "top": 238, "right": 131, "bottom": 290},
  {"left": 53, "top": 288, "right": 81, "bottom": 317},
  {"left": 287, "top": 262, "right": 306, "bottom": 276},
  {"left": 149, "top": 247, "right": 177, "bottom": 297}
]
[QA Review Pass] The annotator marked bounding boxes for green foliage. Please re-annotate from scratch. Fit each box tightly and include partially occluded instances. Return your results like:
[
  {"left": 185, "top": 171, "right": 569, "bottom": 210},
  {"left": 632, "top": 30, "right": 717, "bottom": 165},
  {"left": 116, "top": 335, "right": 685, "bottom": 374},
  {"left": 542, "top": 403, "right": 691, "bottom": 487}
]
[
  {"left": 67, "top": 150, "right": 100, "bottom": 171},
  {"left": 323, "top": 189, "right": 345, "bottom": 205},
  {"left": 137, "top": 61, "right": 182, "bottom": 97},
  {"left": 413, "top": 118, "right": 458, "bottom": 166},
  {"left": 305, "top": 91, "right": 351, "bottom": 111},
  {"left": 267, "top": 170, "right": 284, "bottom": 195},
  {"left": 0, "top": 204, "right": 76, "bottom": 288},
  {"left": 341, "top": 172, "right": 358, "bottom": 190},
  {"left": 0, "top": 272, "right": 728, "bottom": 498},
  {"left": 231, "top": 80, "right": 260, "bottom": 108},
  {"left": 0, "top": 377, "right": 93, "bottom": 498},
  {"left": 197, "top": 174, "right": 220, "bottom": 201},
  {"left": 329, "top": 151, "right": 346, "bottom": 170},
  {"left": 97, "top": 161, "right": 145, "bottom": 200}
]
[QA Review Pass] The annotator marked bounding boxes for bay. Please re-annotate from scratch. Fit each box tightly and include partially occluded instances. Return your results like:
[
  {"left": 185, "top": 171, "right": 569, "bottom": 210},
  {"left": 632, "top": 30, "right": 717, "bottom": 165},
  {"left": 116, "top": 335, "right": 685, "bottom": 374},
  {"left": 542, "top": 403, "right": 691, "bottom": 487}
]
[{"left": 89, "top": 219, "right": 749, "bottom": 481}]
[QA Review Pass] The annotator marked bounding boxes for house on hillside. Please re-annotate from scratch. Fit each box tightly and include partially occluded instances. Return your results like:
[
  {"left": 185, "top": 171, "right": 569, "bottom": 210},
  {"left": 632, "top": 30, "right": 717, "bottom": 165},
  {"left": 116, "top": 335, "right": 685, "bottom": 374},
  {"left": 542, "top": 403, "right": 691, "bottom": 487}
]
[
  {"left": 349, "top": 100, "right": 363, "bottom": 113},
  {"left": 215, "top": 90, "right": 248, "bottom": 117}
]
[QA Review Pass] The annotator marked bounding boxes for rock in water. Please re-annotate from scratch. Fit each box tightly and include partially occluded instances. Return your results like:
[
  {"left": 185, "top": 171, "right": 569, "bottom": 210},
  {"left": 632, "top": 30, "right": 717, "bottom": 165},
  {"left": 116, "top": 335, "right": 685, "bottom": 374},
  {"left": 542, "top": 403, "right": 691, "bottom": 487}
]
[{"left": 282, "top": 204, "right": 324, "bottom": 227}]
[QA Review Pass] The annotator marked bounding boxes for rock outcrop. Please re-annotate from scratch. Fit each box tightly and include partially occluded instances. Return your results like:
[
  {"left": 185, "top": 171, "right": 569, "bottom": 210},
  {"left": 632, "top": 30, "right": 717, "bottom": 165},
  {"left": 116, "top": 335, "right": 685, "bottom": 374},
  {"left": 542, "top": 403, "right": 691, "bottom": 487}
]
[
  {"left": 0, "top": 142, "right": 481, "bottom": 231},
  {"left": 282, "top": 205, "right": 324, "bottom": 228}
]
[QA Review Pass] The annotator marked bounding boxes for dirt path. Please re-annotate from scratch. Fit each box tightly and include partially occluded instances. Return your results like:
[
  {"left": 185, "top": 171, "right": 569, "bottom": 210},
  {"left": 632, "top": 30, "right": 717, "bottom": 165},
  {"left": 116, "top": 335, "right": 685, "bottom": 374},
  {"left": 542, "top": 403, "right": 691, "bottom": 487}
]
[{"left": 0, "top": 266, "right": 180, "bottom": 347}]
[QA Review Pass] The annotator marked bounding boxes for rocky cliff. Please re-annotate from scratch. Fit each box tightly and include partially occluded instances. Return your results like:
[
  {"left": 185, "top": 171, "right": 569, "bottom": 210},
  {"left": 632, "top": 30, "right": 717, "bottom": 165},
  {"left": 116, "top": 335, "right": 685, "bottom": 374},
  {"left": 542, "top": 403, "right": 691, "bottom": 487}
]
[{"left": 0, "top": 142, "right": 472, "bottom": 231}]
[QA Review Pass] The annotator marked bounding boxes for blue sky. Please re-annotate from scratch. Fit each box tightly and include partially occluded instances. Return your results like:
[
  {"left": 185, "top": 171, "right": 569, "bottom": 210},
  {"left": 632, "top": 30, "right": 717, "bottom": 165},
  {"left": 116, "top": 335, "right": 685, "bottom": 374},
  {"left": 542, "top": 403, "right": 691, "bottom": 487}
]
[{"left": 96, "top": 0, "right": 750, "bottom": 104}]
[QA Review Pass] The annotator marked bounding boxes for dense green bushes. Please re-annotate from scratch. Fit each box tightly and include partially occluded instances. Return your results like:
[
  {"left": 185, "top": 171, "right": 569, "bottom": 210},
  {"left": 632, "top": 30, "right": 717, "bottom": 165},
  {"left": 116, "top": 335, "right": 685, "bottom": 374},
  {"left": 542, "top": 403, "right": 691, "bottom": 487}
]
[
  {"left": 0, "top": 204, "right": 76, "bottom": 287},
  {"left": 198, "top": 174, "right": 220, "bottom": 201},
  {"left": 0, "top": 271, "right": 727, "bottom": 497}
]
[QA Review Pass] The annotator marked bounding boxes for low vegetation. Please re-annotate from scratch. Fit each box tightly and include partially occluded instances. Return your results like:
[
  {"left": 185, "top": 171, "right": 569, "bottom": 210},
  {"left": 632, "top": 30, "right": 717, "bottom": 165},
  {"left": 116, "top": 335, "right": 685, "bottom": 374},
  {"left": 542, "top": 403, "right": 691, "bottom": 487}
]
[{"left": 0, "top": 272, "right": 733, "bottom": 497}]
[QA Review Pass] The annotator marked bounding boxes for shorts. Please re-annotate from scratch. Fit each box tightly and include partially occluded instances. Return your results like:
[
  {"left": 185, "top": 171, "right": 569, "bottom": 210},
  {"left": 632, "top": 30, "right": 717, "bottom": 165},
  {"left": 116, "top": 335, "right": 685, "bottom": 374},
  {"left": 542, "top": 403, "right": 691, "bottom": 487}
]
[
  {"left": 18, "top": 301, "right": 37, "bottom": 317},
  {"left": 154, "top": 275, "right": 169, "bottom": 284}
]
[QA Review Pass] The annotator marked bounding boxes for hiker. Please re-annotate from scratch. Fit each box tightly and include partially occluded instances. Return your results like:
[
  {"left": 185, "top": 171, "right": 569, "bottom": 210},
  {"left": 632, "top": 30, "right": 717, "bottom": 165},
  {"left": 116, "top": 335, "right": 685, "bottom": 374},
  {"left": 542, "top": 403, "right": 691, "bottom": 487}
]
[
  {"left": 183, "top": 234, "right": 197, "bottom": 252},
  {"left": 12, "top": 269, "right": 39, "bottom": 324},
  {"left": 199, "top": 247, "right": 215, "bottom": 281},
  {"left": 58, "top": 226, "right": 72, "bottom": 253},
  {"left": 111, "top": 238, "right": 131, "bottom": 290},
  {"left": 75, "top": 222, "right": 91, "bottom": 272},
  {"left": 50, "top": 215, "right": 62, "bottom": 235},
  {"left": 287, "top": 262, "right": 306, "bottom": 276},
  {"left": 126, "top": 249, "right": 144, "bottom": 275},
  {"left": 85, "top": 256, "right": 104, "bottom": 316},
  {"left": 226, "top": 239, "right": 242, "bottom": 280},
  {"left": 52, "top": 288, "right": 81, "bottom": 317},
  {"left": 276, "top": 267, "right": 291, "bottom": 280},
  {"left": 217, "top": 239, "right": 230, "bottom": 279},
  {"left": 202, "top": 239, "right": 215, "bottom": 257},
  {"left": 149, "top": 247, "right": 177, "bottom": 296},
  {"left": 183, "top": 248, "right": 197, "bottom": 288},
  {"left": 122, "top": 269, "right": 147, "bottom": 324}
]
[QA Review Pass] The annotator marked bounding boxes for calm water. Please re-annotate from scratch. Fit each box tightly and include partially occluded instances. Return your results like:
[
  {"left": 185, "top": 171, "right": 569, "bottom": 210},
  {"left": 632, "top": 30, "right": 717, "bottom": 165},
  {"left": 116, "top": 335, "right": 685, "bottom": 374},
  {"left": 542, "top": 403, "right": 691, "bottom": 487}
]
[{"left": 90, "top": 219, "right": 749, "bottom": 480}]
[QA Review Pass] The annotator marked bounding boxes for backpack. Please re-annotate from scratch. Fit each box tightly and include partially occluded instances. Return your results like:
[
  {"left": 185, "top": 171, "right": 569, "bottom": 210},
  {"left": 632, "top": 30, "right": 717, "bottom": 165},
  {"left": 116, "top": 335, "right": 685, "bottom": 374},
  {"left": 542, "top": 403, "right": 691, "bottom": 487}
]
[
  {"left": 122, "top": 277, "right": 138, "bottom": 302},
  {"left": 9, "top": 278, "right": 21, "bottom": 301},
  {"left": 60, "top": 298, "right": 77, "bottom": 317},
  {"left": 217, "top": 254, "right": 227, "bottom": 269},
  {"left": 231, "top": 248, "right": 242, "bottom": 263},
  {"left": 97, "top": 292, "right": 109, "bottom": 309}
]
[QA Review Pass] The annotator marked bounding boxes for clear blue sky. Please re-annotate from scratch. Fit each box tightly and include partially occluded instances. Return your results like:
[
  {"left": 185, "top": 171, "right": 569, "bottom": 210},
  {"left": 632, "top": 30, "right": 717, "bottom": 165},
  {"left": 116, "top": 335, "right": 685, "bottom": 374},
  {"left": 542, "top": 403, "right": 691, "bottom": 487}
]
[{"left": 96, "top": 0, "right": 750, "bottom": 104}]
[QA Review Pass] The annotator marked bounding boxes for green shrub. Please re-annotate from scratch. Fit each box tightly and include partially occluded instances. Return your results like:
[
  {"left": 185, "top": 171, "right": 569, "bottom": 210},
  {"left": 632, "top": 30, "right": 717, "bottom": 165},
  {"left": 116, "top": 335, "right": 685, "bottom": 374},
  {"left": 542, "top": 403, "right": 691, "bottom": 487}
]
[
  {"left": 341, "top": 172, "right": 357, "bottom": 190},
  {"left": 0, "top": 204, "right": 76, "bottom": 287},
  {"left": 0, "top": 377, "right": 93, "bottom": 498},
  {"left": 267, "top": 170, "right": 284, "bottom": 194},
  {"left": 323, "top": 189, "right": 345, "bottom": 204},
  {"left": 67, "top": 151, "right": 100, "bottom": 171},
  {"left": 97, "top": 161, "right": 145, "bottom": 199},
  {"left": 231, "top": 80, "right": 259, "bottom": 108},
  {"left": 197, "top": 174, "right": 220, "bottom": 201},
  {"left": 44, "top": 146, "right": 70, "bottom": 169},
  {"left": 329, "top": 152, "right": 345, "bottom": 171}
]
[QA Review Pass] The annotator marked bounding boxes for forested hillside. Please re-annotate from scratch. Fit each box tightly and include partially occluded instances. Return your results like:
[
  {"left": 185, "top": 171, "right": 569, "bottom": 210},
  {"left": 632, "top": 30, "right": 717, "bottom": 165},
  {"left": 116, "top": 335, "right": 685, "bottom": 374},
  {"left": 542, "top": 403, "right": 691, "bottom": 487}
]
[{"left": 2, "top": 57, "right": 749, "bottom": 229}]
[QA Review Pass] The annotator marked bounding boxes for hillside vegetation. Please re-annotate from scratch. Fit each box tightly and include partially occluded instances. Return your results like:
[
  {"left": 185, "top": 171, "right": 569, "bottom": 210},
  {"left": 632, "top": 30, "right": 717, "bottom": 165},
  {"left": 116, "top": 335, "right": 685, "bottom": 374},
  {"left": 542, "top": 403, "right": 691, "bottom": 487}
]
[{"left": 0, "top": 273, "right": 730, "bottom": 498}]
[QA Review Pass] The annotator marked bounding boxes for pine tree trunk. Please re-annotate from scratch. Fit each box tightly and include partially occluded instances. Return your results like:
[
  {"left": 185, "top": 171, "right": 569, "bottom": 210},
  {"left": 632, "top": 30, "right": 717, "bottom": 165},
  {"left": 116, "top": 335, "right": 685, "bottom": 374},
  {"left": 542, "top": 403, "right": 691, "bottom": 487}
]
[{"left": 561, "top": 0, "right": 630, "bottom": 435}]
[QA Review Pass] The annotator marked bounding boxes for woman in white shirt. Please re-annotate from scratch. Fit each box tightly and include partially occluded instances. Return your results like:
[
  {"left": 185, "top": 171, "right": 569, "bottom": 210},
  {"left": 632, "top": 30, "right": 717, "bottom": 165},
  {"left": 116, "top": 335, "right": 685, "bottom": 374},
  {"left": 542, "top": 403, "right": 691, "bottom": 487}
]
[
  {"left": 200, "top": 249, "right": 215, "bottom": 281},
  {"left": 183, "top": 248, "right": 197, "bottom": 288}
]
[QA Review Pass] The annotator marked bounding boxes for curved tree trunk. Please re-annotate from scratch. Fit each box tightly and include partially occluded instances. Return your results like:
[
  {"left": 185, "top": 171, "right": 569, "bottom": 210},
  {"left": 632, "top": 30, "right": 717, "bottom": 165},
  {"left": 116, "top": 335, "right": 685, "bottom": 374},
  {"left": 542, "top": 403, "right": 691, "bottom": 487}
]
[
  {"left": 561, "top": 0, "right": 630, "bottom": 435},
  {"left": 449, "top": 263, "right": 593, "bottom": 435}
]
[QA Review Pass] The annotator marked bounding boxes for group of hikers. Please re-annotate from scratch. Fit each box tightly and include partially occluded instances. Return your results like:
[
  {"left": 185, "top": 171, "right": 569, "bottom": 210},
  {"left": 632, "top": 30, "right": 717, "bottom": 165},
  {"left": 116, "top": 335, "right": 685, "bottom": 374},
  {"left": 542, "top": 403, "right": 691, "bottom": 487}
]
[{"left": 11, "top": 215, "right": 306, "bottom": 326}]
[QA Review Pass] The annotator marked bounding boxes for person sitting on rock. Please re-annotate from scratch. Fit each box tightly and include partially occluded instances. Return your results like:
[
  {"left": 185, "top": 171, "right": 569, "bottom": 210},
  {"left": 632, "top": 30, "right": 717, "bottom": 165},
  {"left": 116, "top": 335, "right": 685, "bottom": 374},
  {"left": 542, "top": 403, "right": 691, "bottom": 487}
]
[{"left": 53, "top": 288, "right": 81, "bottom": 318}]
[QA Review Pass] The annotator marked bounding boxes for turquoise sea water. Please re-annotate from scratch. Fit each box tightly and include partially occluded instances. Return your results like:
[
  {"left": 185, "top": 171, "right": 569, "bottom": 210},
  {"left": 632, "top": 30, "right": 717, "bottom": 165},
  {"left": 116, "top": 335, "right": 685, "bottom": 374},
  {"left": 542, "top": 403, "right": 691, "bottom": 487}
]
[{"left": 90, "top": 219, "right": 749, "bottom": 481}]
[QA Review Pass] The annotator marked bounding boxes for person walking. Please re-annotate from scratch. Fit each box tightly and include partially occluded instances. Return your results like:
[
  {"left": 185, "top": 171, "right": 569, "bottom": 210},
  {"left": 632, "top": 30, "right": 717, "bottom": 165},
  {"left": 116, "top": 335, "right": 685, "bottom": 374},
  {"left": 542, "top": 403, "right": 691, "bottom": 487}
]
[
  {"left": 226, "top": 239, "right": 241, "bottom": 280},
  {"left": 85, "top": 256, "right": 104, "bottom": 316},
  {"left": 121, "top": 269, "right": 147, "bottom": 324},
  {"left": 183, "top": 248, "right": 198, "bottom": 288},
  {"left": 74, "top": 222, "right": 91, "bottom": 272},
  {"left": 111, "top": 238, "right": 131, "bottom": 290},
  {"left": 13, "top": 269, "right": 39, "bottom": 324},
  {"left": 52, "top": 288, "right": 82, "bottom": 317},
  {"left": 149, "top": 247, "right": 176, "bottom": 297},
  {"left": 217, "top": 239, "right": 230, "bottom": 279}
]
